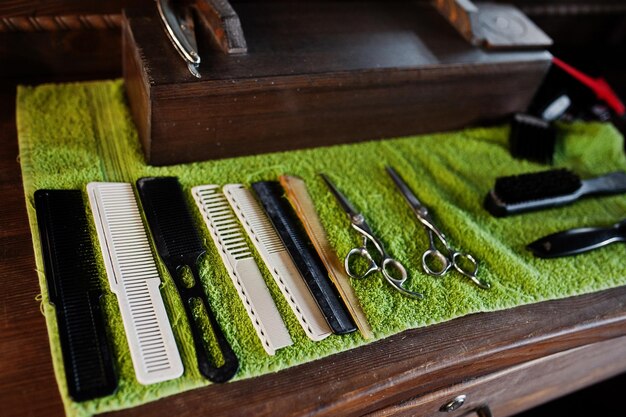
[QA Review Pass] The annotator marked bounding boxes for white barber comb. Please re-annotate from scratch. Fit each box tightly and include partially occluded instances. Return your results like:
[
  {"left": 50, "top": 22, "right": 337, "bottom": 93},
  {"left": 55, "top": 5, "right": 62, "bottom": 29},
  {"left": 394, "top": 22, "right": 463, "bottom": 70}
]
[
  {"left": 223, "top": 184, "right": 331, "bottom": 341},
  {"left": 192, "top": 185, "right": 292, "bottom": 354},
  {"left": 87, "top": 182, "right": 184, "bottom": 385}
]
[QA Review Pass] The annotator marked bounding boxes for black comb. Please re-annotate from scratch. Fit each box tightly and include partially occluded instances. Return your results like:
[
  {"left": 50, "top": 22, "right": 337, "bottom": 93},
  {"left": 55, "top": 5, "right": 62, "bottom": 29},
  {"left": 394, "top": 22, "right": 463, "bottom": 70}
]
[
  {"left": 136, "top": 177, "right": 238, "bottom": 383},
  {"left": 252, "top": 181, "right": 356, "bottom": 335},
  {"left": 34, "top": 190, "right": 117, "bottom": 401}
]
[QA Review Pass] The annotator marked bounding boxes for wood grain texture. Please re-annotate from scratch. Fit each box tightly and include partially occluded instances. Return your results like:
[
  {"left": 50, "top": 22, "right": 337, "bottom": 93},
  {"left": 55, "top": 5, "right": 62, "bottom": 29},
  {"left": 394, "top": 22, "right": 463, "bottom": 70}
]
[
  {"left": 124, "top": 2, "right": 552, "bottom": 165},
  {"left": 0, "top": 84, "right": 65, "bottom": 417},
  {"left": 0, "top": 30, "right": 122, "bottom": 78},
  {"left": 368, "top": 335, "right": 626, "bottom": 417},
  {"left": 0, "top": 0, "right": 150, "bottom": 18},
  {"left": 0, "top": 14, "right": 120, "bottom": 32}
]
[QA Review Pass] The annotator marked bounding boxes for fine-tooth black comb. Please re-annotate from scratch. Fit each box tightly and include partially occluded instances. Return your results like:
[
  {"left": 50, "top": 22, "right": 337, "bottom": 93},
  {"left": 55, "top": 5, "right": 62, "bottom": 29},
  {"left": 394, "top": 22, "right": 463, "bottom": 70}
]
[
  {"left": 252, "top": 181, "right": 356, "bottom": 335},
  {"left": 485, "top": 169, "right": 626, "bottom": 217},
  {"left": 136, "top": 177, "right": 238, "bottom": 383},
  {"left": 34, "top": 190, "right": 117, "bottom": 401}
]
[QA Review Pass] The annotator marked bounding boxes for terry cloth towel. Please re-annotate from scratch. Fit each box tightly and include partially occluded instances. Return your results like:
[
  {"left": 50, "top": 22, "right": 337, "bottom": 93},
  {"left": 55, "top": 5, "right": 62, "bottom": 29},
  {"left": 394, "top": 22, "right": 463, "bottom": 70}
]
[{"left": 16, "top": 80, "right": 626, "bottom": 417}]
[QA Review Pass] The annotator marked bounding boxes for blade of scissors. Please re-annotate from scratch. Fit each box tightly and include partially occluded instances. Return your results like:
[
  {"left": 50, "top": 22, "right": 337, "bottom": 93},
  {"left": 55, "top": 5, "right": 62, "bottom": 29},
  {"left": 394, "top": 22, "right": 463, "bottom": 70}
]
[
  {"left": 320, "top": 174, "right": 360, "bottom": 218},
  {"left": 385, "top": 166, "right": 424, "bottom": 210}
]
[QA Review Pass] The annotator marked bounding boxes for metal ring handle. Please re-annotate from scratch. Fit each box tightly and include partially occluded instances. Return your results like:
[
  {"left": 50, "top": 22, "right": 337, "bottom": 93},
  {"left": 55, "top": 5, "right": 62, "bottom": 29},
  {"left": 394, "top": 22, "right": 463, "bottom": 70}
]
[
  {"left": 380, "top": 257, "right": 408, "bottom": 285},
  {"left": 451, "top": 252, "right": 490, "bottom": 289},
  {"left": 422, "top": 248, "right": 451, "bottom": 276},
  {"left": 344, "top": 247, "right": 378, "bottom": 279},
  {"left": 380, "top": 258, "right": 424, "bottom": 299}
]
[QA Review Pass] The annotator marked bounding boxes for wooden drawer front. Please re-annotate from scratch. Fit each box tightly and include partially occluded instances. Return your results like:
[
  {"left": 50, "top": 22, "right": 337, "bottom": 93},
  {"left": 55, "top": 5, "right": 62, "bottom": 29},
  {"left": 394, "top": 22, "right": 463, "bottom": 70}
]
[{"left": 369, "top": 335, "right": 626, "bottom": 417}]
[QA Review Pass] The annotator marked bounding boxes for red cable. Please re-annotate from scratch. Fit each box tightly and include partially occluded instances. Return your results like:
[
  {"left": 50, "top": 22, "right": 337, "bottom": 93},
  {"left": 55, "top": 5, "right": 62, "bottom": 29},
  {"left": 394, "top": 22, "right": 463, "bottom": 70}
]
[{"left": 552, "top": 56, "right": 625, "bottom": 117}]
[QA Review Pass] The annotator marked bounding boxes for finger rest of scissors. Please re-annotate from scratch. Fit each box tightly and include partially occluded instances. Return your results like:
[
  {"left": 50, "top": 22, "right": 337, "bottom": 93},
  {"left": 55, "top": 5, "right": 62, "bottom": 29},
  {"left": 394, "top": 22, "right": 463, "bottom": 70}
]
[
  {"left": 344, "top": 247, "right": 378, "bottom": 279},
  {"left": 380, "top": 259, "right": 425, "bottom": 300},
  {"left": 451, "top": 252, "right": 490, "bottom": 289},
  {"left": 384, "top": 278, "right": 425, "bottom": 300}
]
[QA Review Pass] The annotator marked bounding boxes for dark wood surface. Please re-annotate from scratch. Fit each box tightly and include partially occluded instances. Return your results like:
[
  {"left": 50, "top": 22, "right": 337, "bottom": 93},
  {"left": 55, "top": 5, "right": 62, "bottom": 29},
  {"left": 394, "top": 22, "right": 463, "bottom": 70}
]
[
  {"left": 123, "top": 2, "right": 551, "bottom": 165},
  {"left": 2, "top": 80, "right": 626, "bottom": 417},
  {"left": 370, "top": 335, "right": 626, "bottom": 417}
]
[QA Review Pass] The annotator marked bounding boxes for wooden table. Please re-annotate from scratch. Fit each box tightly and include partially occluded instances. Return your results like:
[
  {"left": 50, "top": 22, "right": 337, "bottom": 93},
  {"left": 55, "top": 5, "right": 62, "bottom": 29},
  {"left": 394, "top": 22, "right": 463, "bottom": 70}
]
[{"left": 2, "top": 81, "right": 626, "bottom": 417}]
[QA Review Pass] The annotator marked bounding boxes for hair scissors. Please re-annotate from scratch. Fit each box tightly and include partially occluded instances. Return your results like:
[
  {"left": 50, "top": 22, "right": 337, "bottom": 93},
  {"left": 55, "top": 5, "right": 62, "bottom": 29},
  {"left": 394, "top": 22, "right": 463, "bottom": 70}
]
[
  {"left": 386, "top": 166, "right": 490, "bottom": 289},
  {"left": 320, "top": 173, "right": 424, "bottom": 299}
]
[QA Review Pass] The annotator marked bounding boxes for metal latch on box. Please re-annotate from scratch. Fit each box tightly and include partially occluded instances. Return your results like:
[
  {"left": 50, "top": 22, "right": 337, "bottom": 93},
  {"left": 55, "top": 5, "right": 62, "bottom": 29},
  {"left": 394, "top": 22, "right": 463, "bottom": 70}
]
[{"left": 434, "top": 0, "right": 552, "bottom": 49}]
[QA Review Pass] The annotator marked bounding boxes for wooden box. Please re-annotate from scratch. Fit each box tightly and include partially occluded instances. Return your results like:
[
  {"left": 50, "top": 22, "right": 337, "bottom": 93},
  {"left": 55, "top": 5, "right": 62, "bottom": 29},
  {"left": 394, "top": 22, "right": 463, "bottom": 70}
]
[{"left": 123, "top": 2, "right": 552, "bottom": 166}]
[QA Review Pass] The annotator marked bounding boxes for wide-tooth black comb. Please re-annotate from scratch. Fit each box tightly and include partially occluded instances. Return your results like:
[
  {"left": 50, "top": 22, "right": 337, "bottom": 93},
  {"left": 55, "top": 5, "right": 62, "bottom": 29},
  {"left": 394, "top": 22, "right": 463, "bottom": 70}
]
[
  {"left": 252, "top": 181, "right": 356, "bottom": 335},
  {"left": 136, "top": 177, "right": 238, "bottom": 383},
  {"left": 34, "top": 190, "right": 117, "bottom": 401}
]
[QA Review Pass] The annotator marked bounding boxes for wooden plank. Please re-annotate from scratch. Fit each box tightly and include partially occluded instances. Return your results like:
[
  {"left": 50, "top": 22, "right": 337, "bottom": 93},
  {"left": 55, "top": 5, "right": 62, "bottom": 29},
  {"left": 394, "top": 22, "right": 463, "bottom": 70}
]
[
  {"left": 368, "top": 335, "right": 626, "bottom": 416},
  {"left": 123, "top": 2, "right": 552, "bottom": 165}
]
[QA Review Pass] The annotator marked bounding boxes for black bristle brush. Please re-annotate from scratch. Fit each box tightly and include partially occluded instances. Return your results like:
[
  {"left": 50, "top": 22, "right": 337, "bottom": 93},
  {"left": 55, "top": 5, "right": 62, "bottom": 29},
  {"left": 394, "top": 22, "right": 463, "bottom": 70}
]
[
  {"left": 509, "top": 113, "right": 557, "bottom": 164},
  {"left": 485, "top": 169, "right": 626, "bottom": 217}
]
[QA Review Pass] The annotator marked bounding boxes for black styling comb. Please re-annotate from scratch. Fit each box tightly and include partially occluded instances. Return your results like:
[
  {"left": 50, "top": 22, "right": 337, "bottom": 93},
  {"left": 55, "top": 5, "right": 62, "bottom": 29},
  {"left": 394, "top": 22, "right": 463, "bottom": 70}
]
[
  {"left": 34, "top": 190, "right": 117, "bottom": 401},
  {"left": 252, "top": 181, "right": 356, "bottom": 335},
  {"left": 136, "top": 177, "right": 238, "bottom": 383},
  {"left": 485, "top": 169, "right": 626, "bottom": 217}
]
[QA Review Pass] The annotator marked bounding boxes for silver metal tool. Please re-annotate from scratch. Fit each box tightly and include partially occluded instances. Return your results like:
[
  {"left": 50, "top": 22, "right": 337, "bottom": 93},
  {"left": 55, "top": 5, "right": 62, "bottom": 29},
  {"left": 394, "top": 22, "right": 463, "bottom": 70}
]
[
  {"left": 320, "top": 174, "right": 423, "bottom": 300},
  {"left": 385, "top": 166, "right": 490, "bottom": 289},
  {"left": 157, "top": 0, "right": 201, "bottom": 78}
]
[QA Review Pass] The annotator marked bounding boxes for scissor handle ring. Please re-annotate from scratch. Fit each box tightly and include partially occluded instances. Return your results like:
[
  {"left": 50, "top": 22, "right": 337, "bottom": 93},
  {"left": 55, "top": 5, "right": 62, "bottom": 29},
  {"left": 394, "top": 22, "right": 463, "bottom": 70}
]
[
  {"left": 380, "top": 257, "right": 408, "bottom": 286},
  {"left": 380, "top": 258, "right": 424, "bottom": 300},
  {"left": 345, "top": 247, "right": 378, "bottom": 279},
  {"left": 451, "top": 252, "right": 490, "bottom": 289},
  {"left": 451, "top": 252, "right": 478, "bottom": 276},
  {"left": 422, "top": 249, "right": 451, "bottom": 277}
]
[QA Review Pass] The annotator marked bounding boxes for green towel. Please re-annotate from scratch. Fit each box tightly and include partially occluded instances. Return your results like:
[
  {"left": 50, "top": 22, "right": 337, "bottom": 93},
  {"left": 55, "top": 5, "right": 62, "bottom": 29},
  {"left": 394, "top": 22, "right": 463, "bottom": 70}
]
[{"left": 16, "top": 80, "right": 626, "bottom": 417}]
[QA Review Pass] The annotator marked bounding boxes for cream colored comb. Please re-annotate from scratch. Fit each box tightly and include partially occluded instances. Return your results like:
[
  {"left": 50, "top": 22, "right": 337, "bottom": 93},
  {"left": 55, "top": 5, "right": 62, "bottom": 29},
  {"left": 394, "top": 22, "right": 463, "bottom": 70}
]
[
  {"left": 87, "top": 182, "right": 184, "bottom": 385},
  {"left": 223, "top": 184, "right": 331, "bottom": 341},
  {"left": 192, "top": 185, "right": 292, "bottom": 354}
]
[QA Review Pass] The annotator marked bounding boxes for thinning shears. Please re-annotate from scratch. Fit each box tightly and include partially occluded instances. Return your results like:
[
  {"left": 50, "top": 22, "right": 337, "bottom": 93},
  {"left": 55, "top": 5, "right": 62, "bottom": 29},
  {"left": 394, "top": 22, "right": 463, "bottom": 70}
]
[
  {"left": 386, "top": 166, "right": 490, "bottom": 289},
  {"left": 320, "top": 173, "right": 424, "bottom": 299}
]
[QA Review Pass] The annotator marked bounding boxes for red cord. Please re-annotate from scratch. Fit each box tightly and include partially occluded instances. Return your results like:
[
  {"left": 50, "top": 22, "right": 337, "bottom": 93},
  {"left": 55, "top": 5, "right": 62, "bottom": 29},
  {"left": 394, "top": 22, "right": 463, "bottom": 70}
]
[{"left": 552, "top": 56, "right": 625, "bottom": 117}]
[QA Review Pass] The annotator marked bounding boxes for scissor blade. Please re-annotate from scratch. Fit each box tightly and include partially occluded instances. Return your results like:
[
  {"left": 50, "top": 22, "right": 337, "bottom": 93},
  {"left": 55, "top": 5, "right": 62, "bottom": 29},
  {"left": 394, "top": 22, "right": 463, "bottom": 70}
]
[
  {"left": 385, "top": 166, "right": 424, "bottom": 210},
  {"left": 320, "top": 173, "right": 360, "bottom": 218}
]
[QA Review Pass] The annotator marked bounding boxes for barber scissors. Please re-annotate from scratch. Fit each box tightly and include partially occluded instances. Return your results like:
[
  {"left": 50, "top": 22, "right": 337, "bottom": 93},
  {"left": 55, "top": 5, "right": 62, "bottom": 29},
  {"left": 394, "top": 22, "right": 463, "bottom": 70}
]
[
  {"left": 386, "top": 166, "right": 490, "bottom": 289},
  {"left": 320, "top": 173, "right": 424, "bottom": 299}
]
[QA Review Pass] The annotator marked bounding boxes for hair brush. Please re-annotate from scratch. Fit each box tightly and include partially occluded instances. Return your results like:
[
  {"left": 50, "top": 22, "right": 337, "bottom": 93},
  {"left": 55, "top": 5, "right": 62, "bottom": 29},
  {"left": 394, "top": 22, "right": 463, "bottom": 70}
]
[{"left": 485, "top": 169, "right": 626, "bottom": 217}]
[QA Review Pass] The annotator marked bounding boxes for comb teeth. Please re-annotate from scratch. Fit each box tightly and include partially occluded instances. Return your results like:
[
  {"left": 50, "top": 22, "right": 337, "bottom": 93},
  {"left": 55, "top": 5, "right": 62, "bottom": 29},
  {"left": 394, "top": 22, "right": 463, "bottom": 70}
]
[
  {"left": 225, "top": 186, "right": 284, "bottom": 254},
  {"left": 34, "top": 190, "right": 117, "bottom": 402},
  {"left": 194, "top": 186, "right": 252, "bottom": 260},
  {"left": 136, "top": 177, "right": 204, "bottom": 259},
  {"left": 192, "top": 185, "right": 292, "bottom": 355},
  {"left": 251, "top": 181, "right": 356, "bottom": 335},
  {"left": 87, "top": 183, "right": 184, "bottom": 384},
  {"left": 137, "top": 177, "right": 239, "bottom": 383},
  {"left": 223, "top": 184, "right": 331, "bottom": 341}
]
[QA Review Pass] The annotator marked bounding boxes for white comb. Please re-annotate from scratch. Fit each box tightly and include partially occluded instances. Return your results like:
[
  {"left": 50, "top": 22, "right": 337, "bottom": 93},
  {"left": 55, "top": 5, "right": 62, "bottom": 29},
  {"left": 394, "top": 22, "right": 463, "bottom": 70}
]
[
  {"left": 192, "top": 185, "right": 292, "bottom": 355},
  {"left": 223, "top": 184, "right": 331, "bottom": 341},
  {"left": 87, "top": 182, "right": 184, "bottom": 385}
]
